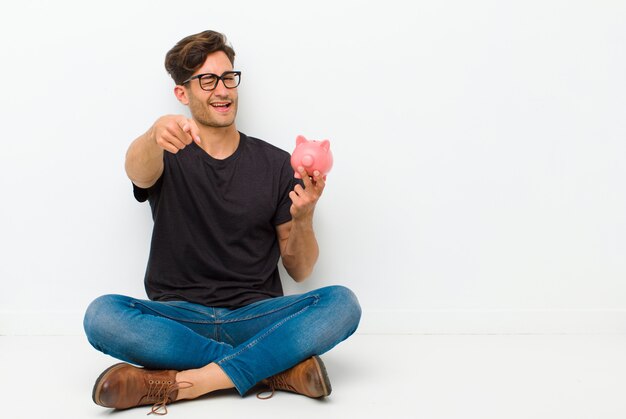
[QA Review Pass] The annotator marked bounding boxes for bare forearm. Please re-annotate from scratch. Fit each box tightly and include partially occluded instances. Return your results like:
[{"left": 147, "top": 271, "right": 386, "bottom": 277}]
[
  {"left": 125, "top": 126, "right": 164, "bottom": 188},
  {"left": 280, "top": 167, "right": 327, "bottom": 282},
  {"left": 282, "top": 219, "right": 319, "bottom": 282},
  {"left": 125, "top": 115, "right": 201, "bottom": 188}
]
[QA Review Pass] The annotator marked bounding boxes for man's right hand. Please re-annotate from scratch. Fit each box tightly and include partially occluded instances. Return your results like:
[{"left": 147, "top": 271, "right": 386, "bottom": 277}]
[
  {"left": 126, "top": 115, "right": 201, "bottom": 188},
  {"left": 151, "top": 115, "right": 201, "bottom": 154}
]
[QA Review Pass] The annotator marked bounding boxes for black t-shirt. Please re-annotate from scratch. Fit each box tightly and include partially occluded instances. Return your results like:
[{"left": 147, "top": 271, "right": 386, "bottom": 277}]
[{"left": 133, "top": 132, "right": 298, "bottom": 309}]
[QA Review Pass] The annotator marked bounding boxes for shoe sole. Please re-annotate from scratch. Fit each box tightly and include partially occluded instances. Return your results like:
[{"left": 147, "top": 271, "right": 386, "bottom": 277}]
[
  {"left": 92, "top": 362, "right": 129, "bottom": 406},
  {"left": 312, "top": 355, "right": 332, "bottom": 397}
]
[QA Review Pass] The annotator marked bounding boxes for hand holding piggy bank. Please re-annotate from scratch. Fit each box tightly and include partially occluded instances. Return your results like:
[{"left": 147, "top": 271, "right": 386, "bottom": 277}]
[{"left": 290, "top": 135, "right": 333, "bottom": 179}]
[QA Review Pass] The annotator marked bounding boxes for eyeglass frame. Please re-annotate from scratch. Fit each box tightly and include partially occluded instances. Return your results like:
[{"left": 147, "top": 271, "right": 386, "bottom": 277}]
[{"left": 181, "top": 71, "right": 242, "bottom": 91}]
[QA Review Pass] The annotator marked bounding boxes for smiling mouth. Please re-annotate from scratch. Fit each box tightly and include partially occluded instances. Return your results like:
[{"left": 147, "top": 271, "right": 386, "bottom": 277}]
[{"left": 210, "top": 102, "right": 232, "bottom": 111}]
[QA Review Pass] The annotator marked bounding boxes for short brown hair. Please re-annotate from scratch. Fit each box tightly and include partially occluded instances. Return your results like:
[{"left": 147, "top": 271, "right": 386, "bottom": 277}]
[{"left": 164, "top": 30, "right": 236, "bottom": 85}]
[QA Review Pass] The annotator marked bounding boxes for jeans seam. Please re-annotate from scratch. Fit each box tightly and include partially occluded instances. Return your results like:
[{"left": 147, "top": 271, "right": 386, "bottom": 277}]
[
  {"left": 132, "top": 295, "right": 319, "bottom": 325},
  {"left": 217, "top": 298, "right": 317, "bottom": 365},
  {"left": 132, "top": 300, "right": 218, "bottom": 325},
  {"left": 220, "top": 294, "right": 320, "bottom": 324}
]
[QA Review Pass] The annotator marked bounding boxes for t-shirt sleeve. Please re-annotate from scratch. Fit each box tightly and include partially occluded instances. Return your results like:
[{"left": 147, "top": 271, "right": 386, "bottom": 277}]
[
  {"left": 273, "top": 158, "right": 302, "bottom": 225},
  {"left": 132, "top": 175, "right": 164, "bottom": 203}
]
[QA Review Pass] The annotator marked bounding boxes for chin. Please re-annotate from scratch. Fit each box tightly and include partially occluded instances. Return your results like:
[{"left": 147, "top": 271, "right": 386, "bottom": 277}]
[{"left": 192, "top": 112, "right": 236, "bottom": 128}]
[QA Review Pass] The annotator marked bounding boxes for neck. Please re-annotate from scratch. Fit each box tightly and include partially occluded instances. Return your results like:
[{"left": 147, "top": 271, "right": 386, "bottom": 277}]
[{"left": 196, "top": 124, "right": 240, "bottom": 160}]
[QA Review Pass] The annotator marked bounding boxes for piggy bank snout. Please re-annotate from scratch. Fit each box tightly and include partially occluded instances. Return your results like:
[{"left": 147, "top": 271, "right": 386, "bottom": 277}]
[
  {"left": 301, "top": 155, "right": 314, "bottom": 167},
  {"left": 291, "top": 136, "right": 333, "bottom": 178}
]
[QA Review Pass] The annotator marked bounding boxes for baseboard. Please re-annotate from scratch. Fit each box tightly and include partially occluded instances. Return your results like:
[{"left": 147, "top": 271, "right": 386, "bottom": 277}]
[
  {"left": 357, "top": 308, "right": 626, "bottom": 335},
  {"left": 0, "top": 311, "right": 84, "bottom": 336},
  {"left": 1, "top": 309, "right": 625, "bottom": 336}
]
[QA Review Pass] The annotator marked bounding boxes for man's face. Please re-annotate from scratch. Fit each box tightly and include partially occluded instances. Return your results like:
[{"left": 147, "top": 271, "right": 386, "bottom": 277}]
[{"left": 182, "top": 51, "right": 239, "bottom": 128}]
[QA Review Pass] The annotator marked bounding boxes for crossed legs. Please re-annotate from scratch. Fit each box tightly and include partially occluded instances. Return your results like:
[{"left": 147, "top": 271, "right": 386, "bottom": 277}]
[{"left": 84, "top": 286, "right": 361, "bottom": 407}]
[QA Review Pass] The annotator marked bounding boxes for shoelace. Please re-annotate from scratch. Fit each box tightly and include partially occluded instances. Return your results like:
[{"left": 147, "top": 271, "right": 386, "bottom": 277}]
[
  {"left": 146, "top": 380, "right": 193, "bottom": 416},
  {"left": 256, "top": 375, "right": 296, "bottom": 400}
]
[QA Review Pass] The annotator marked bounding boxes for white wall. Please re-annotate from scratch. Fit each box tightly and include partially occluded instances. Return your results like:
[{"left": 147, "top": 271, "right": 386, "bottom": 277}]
[{"left": 1, "top": 0, "right": 625, "bottom": 335}]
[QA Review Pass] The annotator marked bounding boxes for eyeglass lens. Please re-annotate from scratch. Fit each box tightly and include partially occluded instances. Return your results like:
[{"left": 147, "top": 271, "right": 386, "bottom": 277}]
[{"left": 199, "top": 72, "right": 240, "bottom": 91}]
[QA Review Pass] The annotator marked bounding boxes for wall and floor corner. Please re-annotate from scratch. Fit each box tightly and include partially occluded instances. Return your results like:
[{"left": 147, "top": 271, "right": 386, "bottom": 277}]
[
  {"left": 2, "top": 308, "right": 626, "bottom": 336},
  {"left": 1, "top": 0, "right": 625, "bottom": 337}
]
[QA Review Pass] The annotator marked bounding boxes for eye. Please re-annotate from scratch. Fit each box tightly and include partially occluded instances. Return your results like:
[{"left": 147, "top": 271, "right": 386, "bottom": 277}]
[
  {"left": 199, "top": 75, "right": 218, "bottom": 88},
  {"left": 223, "top": 73, "right": 240, "bottom": 88}
]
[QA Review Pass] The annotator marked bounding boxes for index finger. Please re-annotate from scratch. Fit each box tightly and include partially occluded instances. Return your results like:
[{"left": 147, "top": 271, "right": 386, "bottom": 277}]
[
  {"left": 297, "top": 167, "right": 325, "bottom": 191},
  {"left": 180, "top": 118, "right": 202, "bottom": 144},
  {"left": 297, "top": 166, "right": 313, "bottom": 189}
]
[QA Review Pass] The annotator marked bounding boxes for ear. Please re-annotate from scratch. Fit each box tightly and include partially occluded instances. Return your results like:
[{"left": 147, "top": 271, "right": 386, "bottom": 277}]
[
  {"left": 174, "top": 85, "right": 190, "bottom": 105},
  {"left": 321, "top": 139, "right": 330, "bottom": 151},
  {"left": 296, "top": 135, "right": 307, "bottom": 145}
]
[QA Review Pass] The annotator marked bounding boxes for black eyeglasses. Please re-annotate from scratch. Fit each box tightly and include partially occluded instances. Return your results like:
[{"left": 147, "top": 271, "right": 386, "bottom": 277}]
[{"left": 182, "top": 71, "right": 241, "bottom": 91}]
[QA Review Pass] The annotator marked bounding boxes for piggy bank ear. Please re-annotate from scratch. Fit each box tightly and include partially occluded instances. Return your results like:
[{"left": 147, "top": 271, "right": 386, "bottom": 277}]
[
  {"left": 320, "top": 139, "right": 330, "bottom": 151},
  {"left": 296, "top": 135, "right": 307, "bottom": 145}
]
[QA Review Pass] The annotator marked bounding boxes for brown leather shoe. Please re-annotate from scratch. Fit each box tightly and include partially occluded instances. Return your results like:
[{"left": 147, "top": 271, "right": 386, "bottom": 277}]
[
  {"left": 92, "top": 363, "right": 187, "bottom": 414},
  {"left": 258, "top": 356, "right": 332, "bottom": 399}
]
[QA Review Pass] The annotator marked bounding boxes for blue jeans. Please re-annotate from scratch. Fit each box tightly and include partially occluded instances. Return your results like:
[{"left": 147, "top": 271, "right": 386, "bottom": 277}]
[{"left": 83, "top": 285, "right": 361, "bottom": 395}]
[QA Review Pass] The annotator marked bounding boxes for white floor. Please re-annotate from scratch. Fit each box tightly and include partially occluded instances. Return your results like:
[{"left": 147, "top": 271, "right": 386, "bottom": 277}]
[{"left": 2, "top": 334, "right": 626, "bottom": 419}]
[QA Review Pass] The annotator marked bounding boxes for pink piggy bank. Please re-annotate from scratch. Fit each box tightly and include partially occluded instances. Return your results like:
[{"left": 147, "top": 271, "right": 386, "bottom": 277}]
[{"left": 290, "top": 135, "right": 333, "bottom": 179}]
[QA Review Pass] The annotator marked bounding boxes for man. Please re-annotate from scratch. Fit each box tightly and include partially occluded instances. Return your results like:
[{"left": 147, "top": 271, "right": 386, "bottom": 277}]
[{"left": 83, "top": 30, "right": 361, "bottom": 415}]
